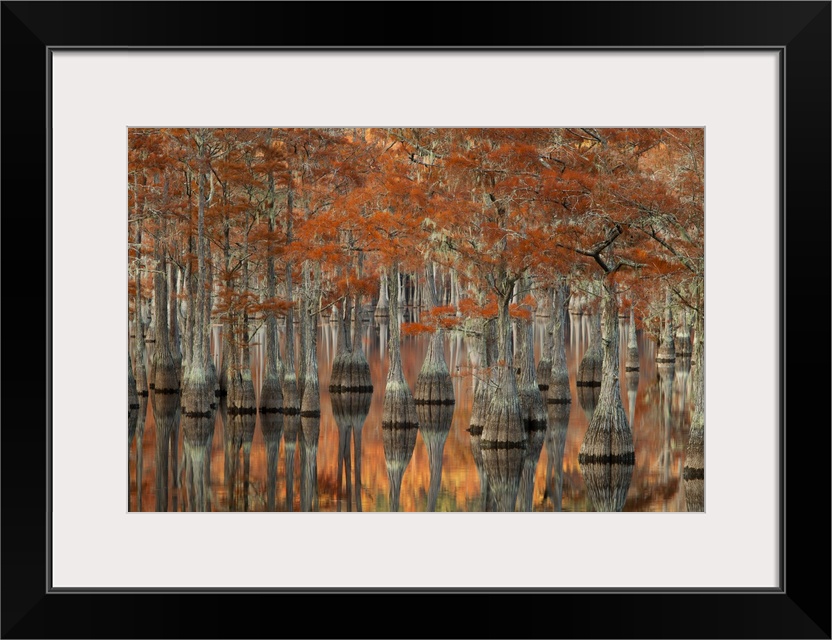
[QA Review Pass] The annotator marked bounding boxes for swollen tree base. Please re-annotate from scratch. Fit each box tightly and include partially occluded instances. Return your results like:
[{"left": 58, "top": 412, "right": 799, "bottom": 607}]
[{"left": 181, "top": 366, "right": 216, "bottom": 417}]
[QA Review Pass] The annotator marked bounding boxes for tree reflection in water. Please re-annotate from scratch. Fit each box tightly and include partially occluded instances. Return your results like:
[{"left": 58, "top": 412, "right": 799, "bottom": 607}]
[{"left": 129, "top": 316, "right": 699, "bottom": 512}]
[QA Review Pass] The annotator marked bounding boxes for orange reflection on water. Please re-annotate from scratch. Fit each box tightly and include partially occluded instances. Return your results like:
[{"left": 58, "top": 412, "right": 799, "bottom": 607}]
[{"left": 129, "top": 314, "right": 693, "bottom": 512}]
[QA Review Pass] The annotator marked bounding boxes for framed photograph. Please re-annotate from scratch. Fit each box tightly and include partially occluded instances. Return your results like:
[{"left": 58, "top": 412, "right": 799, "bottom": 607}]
[{"left": 3, "top": 2, "right": 828, "bottom": 638}]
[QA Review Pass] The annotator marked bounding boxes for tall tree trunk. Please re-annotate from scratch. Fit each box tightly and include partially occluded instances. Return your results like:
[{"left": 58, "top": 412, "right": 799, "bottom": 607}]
[
  {"left": 260, "top": 172, "right": 284, "bottom": 414},
  {"left": 153, "top": 233, "right": 179, "bottom": 394},
  {"left": 300, "top": 261, "right": 321, "bottom": 416},
  {"left": 415, "top": 264, "right": 454, "bottom": 405},
  {"left": 382, "top": 261, "right": 418, "bottom": 512},
  {"left": 133, "top": 218, "right": 149, "bottom": 397},
  {"left": 578, "top": 280, "right": 634, "bottom": 463},
  {"left": 684, "top": 283, "right": 704, "bottom": 511},
  {"left": 182, "top": 234, "right": 195, "bottom": 378},
  {"left": 219, "top": 220, "right": 232, "bottom": 397},
  {"left": 230, "top": 226, "right": 256, "bottom": 413},
  {"left": 181, "top": 147, "right": 212, "bottom": 417},
  {"left": 482, "top": 279, "right": 526, "bottom": 512},
  {"left": 467, "top": 308, "right": 497, "bottom": 511},
  {"left": 516, "top": 276, "right": 546, "bottom": 512},
  {"left": 205, "top": 239, "right": 218, "bottom": 399},
  {"left": 168, "top": 259, "right": 182, "bottom": 382},
  {"left": 536, "top": 286, "right": 554, "bottom": 393},
  {"left": 282, "top": 184, "right": 299, "bottom": 413}
]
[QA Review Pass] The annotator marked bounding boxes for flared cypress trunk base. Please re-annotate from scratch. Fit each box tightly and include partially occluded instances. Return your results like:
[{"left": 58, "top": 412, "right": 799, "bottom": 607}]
[
  {"left": 415, "top": 330, "right": 454, "bottom": 405},
  {"left": 414, "top": 370, "right": 455, "bottom": 405},
  {"left": 181, "top": 369, "right": 216, "bottom": 417},
  {"left": 382, "top": 382, "right": 418, "bottom": 430},
  {"left": 282, "top": 375, "right": 300, "bottom": 415},
  {"left": 578, "top": 400, "right": 634, "bottom": 464},
  {"left": 329, "top": 351, "right": 373, "bottom": 393},
  {"left": 228, "top": 373, "right": 256, "bottom": 415},
  {"left": 536, "top": 358, "right": 552, "bottom": 393},
  {"left": 548, "top": 369, "right": 572, "bottom": 404},
  {"left": 154, "top": 354, "right": 180, "bottom": 395},
  {"left": 259, "top": 373, "right": 284, "bottom": 414},
  {"left": 300, "top": 382, "right": 321, "bottom": 418},
  {"left": 656, "top": 342, "right": 676, "bottom": 364}
]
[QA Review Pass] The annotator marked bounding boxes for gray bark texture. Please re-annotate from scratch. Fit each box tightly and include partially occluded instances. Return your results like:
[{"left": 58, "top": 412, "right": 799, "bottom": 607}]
[
  {"left": 577, "top": 306, "right": 603, "bottom": 388},
  {"left": 578, "top": 281, "right": 634, "bottom": 463},
  {"left": 657, "top": 287, "right": 676, "bottom": 363},
  {"left": 548, "top": 281, "right": 572, "bottom": 405},
  {"left": 625, "top": 308, "right": 640, "bottom": 372}
]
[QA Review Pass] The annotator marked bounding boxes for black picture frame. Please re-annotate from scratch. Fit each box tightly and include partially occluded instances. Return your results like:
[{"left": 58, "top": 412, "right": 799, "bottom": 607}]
[{"left": 2, "top": 2, "right": 829, "bottom": 638}]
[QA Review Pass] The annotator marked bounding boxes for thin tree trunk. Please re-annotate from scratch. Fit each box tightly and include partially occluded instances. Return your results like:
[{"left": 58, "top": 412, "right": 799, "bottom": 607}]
[
  {"left": 181, "top": 141, "right": 212, "bottom": 417},
  {"left": 549, "top": 280, "right": 572, "bottom": 404}
]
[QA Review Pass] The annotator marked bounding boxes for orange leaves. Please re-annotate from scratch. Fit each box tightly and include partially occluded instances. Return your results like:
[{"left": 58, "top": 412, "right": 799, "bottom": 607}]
[
  {"left": 127, "top": 128, "right": 703, "bottom": 323},
  {"left": 402, "top": 322, "right": 434, "bottom": 336},
  {"left": 509, "top": 302, "right": 533, "bottom": 321}
]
